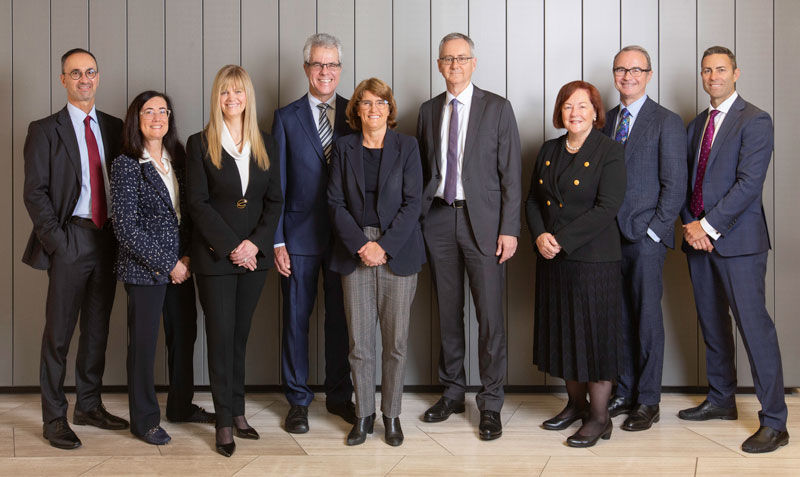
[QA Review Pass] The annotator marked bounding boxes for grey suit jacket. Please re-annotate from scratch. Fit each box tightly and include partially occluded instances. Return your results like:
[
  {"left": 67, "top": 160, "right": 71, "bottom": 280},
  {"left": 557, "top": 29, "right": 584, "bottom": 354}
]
[
  {"left": 603, "top": 97, "right": 687, "bottom": 249},
  {"left": 416, "top": 84, "right": 522, "bottom": 256}
]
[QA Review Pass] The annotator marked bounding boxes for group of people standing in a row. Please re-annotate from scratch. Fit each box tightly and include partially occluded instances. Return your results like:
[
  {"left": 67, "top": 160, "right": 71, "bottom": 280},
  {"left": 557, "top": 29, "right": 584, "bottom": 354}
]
[{"left": 22, "top": 30, "right": 786, "bottom": 457}]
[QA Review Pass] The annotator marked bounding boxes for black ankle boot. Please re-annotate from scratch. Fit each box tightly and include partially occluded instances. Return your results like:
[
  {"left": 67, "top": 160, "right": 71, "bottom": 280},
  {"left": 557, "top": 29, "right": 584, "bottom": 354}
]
[
  {"left": 383, "top": 415, "right": 404, "bottom": 446},
  {"left": 346, "top": 413, "right": 375, "bottom": 446}
]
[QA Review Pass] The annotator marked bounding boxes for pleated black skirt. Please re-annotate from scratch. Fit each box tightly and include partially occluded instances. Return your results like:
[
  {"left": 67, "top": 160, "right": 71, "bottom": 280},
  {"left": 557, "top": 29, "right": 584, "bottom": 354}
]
[{"left": 533, "top": 256, "right": 624, "bottom": 382}]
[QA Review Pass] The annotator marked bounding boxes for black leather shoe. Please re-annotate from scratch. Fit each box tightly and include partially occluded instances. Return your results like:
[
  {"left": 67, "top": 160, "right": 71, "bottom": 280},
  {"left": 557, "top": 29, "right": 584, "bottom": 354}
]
[
  {"left": 567, "top": 419, "right": 613, "bottom": 448},
  {"left": 168, "top": 405, "right": 215, "bottom": 424},
  {"left": 479, "top": 410, "right": 502, "bottom": 441},
  {"left": 542, "top": 407, "right": 589, "bottom": 430},
  {"left": 43, "top": 417, "right": 82, "bottom": 449},
  {"left": 423, "top": 397, "right": 465, "bottom": 423},
  {"left": 235, "top": 425, "right": 260, "bottom": 440},
  {"left": 622, "top": 404, "right": 660, "bottom": 431},
  {"left": 383, "top": 415, "right": 404, "bottom": 446},
  {"left": 741, "top": 426, "right": 789, "bottom": 453},
  {"left": 216, "top": 440, "right": 236, "bottom": 457},
  {"left": 678, "top": 400, "right": 737, "bottom": 421},
  {"left": 138, "top": 425, "right": 171, "bottom": 445},
  {"left": 346, "top": 413, "right": 375, "bottom": 446},
  {"left": 607, "top": 395, "right": 634, "bottom": 417},
  {"left": 285, "top": 405, "right": 309, "bottom": 434},
  {"left": 73, "top": 404, "right": 129, "bottom": 430},
  {"left": 327, "top": 400, "right": 357, "bottom": 425}
]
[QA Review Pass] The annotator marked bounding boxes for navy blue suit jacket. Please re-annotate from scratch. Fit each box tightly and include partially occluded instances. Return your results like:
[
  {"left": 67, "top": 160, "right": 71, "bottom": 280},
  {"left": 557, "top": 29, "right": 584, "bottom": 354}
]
[
  {"left": 110, "top": 154, "right": 191, "bottom": 285},
  {"left": 327, "top": 130, "right": 425, "bottom": 276},
  {"left": 603, "top": 97, "right": 687, "bottom": 249},
  {"left": 679, "top": 95, "right": 772, "bottom": 257},
  {"left": 272, "top": 94, "right": 354, "bottom": 255}
]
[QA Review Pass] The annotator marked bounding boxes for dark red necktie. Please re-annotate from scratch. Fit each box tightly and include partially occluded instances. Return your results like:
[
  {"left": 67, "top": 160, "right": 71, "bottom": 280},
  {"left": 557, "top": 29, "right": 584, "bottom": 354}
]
[
  {"left": 690, "top": 109, "right": 720, "bottom": 218},
  {"left": 84, "top": 115, "right": 107, "bottom": 228}
]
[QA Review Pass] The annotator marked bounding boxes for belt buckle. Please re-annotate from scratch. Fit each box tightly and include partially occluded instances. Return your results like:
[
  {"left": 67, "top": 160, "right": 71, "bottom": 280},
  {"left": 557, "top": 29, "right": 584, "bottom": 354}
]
[{"left": 236, "top": 199, "right": 248, "bottom": 209}]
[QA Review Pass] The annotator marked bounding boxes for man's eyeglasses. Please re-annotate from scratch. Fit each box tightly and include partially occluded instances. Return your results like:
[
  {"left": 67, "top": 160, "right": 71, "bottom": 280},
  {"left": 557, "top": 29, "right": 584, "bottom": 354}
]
[
  {"left": 305, "top": 62, "right": 342, "bottom": 72},
  {"left": 612, "top": 67, "right": 651, "bottom": 77},
  {"left": 438, "top": 56, "right": 473, "bottom": 65},
  {"left": 64, "top": 68, "right": 98, "bottom": 80}
]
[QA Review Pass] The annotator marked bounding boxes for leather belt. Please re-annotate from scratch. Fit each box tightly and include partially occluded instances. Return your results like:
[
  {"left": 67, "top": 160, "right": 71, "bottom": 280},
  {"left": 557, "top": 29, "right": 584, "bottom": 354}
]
[
  {"left": 69, "top": 216, "right": 102, "bottom": 230},
  {"left": 433, "top": 197, "right": 466, "bottom": 209}
]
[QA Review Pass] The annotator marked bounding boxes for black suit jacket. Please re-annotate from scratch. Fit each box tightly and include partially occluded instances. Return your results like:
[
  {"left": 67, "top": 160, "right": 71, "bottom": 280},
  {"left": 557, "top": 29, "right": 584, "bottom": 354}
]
[
  {"left": 416, "top": 85, "right": 522, "bottom": 255},
  {"left": 327, "top": 130, "right": 425, "bottom": 276},
  {"left": 22, "top": 106, "right": 123, "bottom": 270},
  {"left": 186, "top": 131, "right": 283, "bottom": 275},
  {"left": 526, "top": 128, "right": 626, "bottom": 262}
]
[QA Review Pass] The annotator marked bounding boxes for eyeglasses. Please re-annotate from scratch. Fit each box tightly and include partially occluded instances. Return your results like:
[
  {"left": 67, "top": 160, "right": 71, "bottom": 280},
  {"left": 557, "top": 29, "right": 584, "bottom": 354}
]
[
  {"left": 140, "top": 108, "right": 172, "bottom": 119},
  {"left": 64, "top": 68, "right": 98, "bottom": 80},
  {"left": 358, "top": 100, "right": 390, "bottom": 110},
  {"left": 613, "top": 67, "right": 651, "bottom": 77},
  {"left": 305, "top": 61, "right": 342, "bottom": 72},
  {"left": 438, "top": 56, "right": 473, "bottom": 65}
]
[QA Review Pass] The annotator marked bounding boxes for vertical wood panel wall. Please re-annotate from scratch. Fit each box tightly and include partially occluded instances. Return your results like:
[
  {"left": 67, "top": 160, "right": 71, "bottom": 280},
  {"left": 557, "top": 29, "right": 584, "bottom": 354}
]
[{"left": 2, "top": 0, "right": 798, "bottom": 389}]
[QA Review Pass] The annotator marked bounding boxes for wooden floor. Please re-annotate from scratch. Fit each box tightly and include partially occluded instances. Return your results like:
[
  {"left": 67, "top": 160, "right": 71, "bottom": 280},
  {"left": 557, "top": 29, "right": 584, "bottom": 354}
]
[{"left": 0, "top": 391, "right": 798, "bottom": 476}]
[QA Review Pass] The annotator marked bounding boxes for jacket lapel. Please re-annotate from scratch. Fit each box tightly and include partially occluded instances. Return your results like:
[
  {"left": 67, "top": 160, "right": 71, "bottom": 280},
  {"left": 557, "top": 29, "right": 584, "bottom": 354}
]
[
  {"left": 603, "top": 105, "right": 620, "bottom": 138},
  {"left": 97, "top": 111, "right": 117, "bottom": 168},
  {"left": 344, "top": 135, "right": 365, "bottom": 199},
  {"left": 295, "top": 94, "right": 326, "bottom": 163},
  {"left": 623, "top": 98, "right": 656, "bottom": 160},
  {"left": 333, "top": 94, "right": 351, "bottom": 140},
  {"left": 462, "top": 86, "right": 486, "bottom": 169},
  {"left": 377, "top": 130, "right": 400, "bottom": 196},
  {"left": 431, "top": 93, "right": 445, "bottom": 177},
  {"left": 55, "top": 107, "right": 82, "bottom": 184},
  {"left": 705, "top": 95, "right": 744, "bottom": 172},
  {"left": 141, "top": 161, "right": 176, "bottom": 217}
]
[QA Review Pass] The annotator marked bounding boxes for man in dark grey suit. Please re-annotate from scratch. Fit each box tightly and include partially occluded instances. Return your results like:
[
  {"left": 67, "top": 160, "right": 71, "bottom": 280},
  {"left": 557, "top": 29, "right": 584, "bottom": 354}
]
[
  {"left": 679, "top": 46, "right": 788, "bottom": 454},
  {"left": 23, "top": 48, "right": 128, "bottom": 450},
  {"left": 416, "top": 32, "right": 521, "bottom": 441},
  {"left": 601, "top": 45, "right": 687, "bottom": 431}
]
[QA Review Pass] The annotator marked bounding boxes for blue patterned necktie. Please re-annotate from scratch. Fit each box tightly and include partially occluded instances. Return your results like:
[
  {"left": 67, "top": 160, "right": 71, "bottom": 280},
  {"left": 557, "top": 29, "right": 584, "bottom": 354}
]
[{"left": 614, "top": 108, "right": 631, "bottom": 145}]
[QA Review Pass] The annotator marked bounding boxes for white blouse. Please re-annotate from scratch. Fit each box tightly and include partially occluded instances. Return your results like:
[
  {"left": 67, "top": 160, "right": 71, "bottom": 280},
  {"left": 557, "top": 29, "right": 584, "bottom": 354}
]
[
  {"left": 139, "top": 148, "right": 180, "bottom": 221},
  {"left": 221, "top": 121, "right": 251, "bottom": 195}
]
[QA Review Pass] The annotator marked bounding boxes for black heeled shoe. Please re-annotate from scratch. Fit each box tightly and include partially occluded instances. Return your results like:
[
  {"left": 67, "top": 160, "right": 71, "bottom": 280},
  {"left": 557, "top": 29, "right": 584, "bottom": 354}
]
[
  {"left": 566, "top": 419, "right": 613, "bottom": 448},
  {"left": 235, "top": 426, "right": 260, "bottom": 440},
  {"left": 383, "top": 415, "right": 404, "bottom": 446},
  {"left": 542, "top": 407, "right": 589, "bottom": 430},
  {"left": 215, "top": 427, "right": 236, "bottom": 457},
  {"left": 346, "top": 413, "right": 375, "bottom": 446}
]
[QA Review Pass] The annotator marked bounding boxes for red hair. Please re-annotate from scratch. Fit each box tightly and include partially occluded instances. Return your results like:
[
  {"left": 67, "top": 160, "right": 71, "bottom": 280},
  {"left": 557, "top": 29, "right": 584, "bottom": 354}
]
[{"left": 552, "top": 80, "right": 605, "bottom": 129}]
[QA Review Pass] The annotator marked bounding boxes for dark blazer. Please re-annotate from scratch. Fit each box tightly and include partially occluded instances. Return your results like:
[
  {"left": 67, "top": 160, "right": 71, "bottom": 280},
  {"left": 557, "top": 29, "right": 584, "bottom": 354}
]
[
  {"left": 327, "top": 130, "right": 425, "bottom": 276},
  {"left": 22, "top": 106, "right": 123, "bottom": 270},
  {"left": 526, "top": 128, "right": 626, "bottom": 262},
  {"left": 110, "top": 154, "right": 191, "bottom": 285},
  {"left": 272, "top": 94, "right": 354, "bottom": 254},
  {"left": 680, "top": 95, "right": 772, "bottom": 257},
  {"left": 416, "top": 85, "right": 522, "bottom": 255},
  {"left": 186, "top": 131, "right": 283, "bottom": 275},
  {"left": 603, "top": 97, "right": 687, "bottom": 248}
]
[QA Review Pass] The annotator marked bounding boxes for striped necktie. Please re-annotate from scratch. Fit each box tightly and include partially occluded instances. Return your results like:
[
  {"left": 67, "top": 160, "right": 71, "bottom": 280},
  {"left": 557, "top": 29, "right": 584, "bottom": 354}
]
[{"left": 317, "top": 103, "right": 333, "bottom": 162}]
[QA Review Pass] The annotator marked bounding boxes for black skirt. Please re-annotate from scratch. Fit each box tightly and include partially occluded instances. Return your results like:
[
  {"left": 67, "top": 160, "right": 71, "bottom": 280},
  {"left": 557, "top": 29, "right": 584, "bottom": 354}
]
[{"left": 533, "top": 256, "right": 624, "bottom": 382}]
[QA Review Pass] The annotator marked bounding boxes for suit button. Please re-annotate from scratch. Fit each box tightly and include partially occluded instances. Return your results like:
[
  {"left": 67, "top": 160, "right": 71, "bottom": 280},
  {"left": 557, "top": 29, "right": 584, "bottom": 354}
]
[
  {"left": 584, "top": 161, "right": 590, "bottom": 167},
  {"left": 538, "top": 179, "right": 543, "bottom": 184},
  {"left": 545, "top": 161, "right": 551, "bottom": 166},
  {"left": 559, "top": 203, "right": 563, "bottom": 208},
  {"left": 209, "top": 246, "right": 214, "bottom": 252},
  {"left": 574, "top": 179, "right": 580, "bottom": 186},
  {"left": 546, "top": 200, "right": 551, "bottom": 206},
  {"left": 155, "top": 271, "right": 160, "bottom": 275}
]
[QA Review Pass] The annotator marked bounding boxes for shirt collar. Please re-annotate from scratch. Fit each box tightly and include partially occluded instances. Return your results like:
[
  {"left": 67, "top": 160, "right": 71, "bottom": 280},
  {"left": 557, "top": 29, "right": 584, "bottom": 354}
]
[
  {"left": 67, "top": 102, "right": 98, "bottom": 124},
  {"left": 619, "top": 94, "right": 648, "bottom": 119},
  {"left": 139, "top": 146, "right": 171, "bottom": 165},
  {"left": 709, "top": 90, "right": 738, "bottom": 115},
  {"left": 308, "top": 92, "right": 336, "bottom": 111},
  {"left": 446, "top": 82, "right": 474, "bottom": 107}
]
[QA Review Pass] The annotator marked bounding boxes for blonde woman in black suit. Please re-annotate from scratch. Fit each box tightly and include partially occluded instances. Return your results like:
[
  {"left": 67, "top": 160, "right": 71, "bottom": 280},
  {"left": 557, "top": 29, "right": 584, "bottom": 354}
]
[{"left": 186, "top": 65, "right": 282, "bottom": 457}]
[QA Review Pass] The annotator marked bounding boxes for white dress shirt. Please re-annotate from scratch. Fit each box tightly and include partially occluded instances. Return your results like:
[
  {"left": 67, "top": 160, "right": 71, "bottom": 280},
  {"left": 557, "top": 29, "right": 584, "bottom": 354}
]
[
  {"left": 308, "top": 93, "right": 336, "bottom": 132},
  {"left": 67, "top": 102, "right": 111, "bottom": 218},
  {"left": 436, "top": 82, "right": 474, "bottom": 201},
  {"left": 139, "top": 148, "right": 180, "bottom": 221}
]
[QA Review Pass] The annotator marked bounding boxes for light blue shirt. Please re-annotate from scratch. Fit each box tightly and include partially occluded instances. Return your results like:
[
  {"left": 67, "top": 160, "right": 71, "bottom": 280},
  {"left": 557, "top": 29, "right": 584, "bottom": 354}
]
[
  {"left": 66, "top": 102, "right": 111, "bottom": 218},
  {"left": 614, "top": 94, "right": 661, "bottom": 243}
]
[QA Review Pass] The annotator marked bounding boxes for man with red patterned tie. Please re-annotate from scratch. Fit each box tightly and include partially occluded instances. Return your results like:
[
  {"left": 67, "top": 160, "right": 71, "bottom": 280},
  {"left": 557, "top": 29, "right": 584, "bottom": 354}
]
[
  {"left": 23, "top": 48, "right": 128, "bottom": 450},
  {"left": 679, "top": 46, "right": 788, "bottom": 454}
]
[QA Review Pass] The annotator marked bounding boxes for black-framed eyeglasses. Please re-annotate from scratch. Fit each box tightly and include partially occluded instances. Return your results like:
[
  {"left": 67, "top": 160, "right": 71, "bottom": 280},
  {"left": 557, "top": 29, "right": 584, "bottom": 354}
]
[
  {"left": 613, "top": 67, "right": 651, "bottom": 77},
  {"left": 305, "top": 61, "right": 342, "bottom": 72},
  {"left": 358, "top": 100, "right": 390, "bottom": 110},
  {"left": 64, "top": 68, "right": 98, "bottom": 80},
  {"left": 140, "top": 108, "right": 172, "bottom": 119},
  {"left": 438, "top": 56, "right": 473, "bottom": 65}
]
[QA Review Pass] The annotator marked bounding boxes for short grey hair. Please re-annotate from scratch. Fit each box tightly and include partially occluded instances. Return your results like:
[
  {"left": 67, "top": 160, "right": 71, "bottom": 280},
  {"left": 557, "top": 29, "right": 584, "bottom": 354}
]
[
  {"left": 438, "top": 32, "right": 475, "bottom": 57},
  {"left": 613, "top": 45, "right": 652, "bottom": 70},
  {"left": 303, "top": 33, "right": 343, "bottom": 63}
]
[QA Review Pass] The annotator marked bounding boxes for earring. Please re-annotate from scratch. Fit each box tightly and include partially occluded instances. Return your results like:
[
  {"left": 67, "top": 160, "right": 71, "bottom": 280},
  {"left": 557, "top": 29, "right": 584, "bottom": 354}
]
[{"left": 593, "top": 116, "right": 597, "bottom": 121}]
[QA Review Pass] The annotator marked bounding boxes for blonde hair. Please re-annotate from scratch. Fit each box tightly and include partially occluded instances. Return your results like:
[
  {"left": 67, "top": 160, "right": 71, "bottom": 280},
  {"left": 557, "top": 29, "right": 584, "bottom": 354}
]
[{"left": 205, "top": 65, "right": 269, "bottom": 170}]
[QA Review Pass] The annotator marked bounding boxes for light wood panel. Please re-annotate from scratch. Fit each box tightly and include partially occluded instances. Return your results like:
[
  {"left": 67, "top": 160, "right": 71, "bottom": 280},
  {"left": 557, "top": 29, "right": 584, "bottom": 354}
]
[
  {"left": 621, "top": 0, "right": 659, "bottom": 102},
  {"left": 0, "top": 0, "right": 13, "bottom": 386},
  {"left": 583, "top": 0, "right": 620, "bottom": 111}
]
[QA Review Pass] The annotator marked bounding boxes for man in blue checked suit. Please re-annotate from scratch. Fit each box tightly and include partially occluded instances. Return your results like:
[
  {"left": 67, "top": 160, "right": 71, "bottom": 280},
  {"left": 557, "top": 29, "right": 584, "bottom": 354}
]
[
  {"left": 271, "top": 33, "right": 355, "bottom": 433},
  {"left": 601, "top": 45, "right": 687, "bottom": 432},
  {"left": 678, "top": 46, "right": 788, "bottom": 454}
]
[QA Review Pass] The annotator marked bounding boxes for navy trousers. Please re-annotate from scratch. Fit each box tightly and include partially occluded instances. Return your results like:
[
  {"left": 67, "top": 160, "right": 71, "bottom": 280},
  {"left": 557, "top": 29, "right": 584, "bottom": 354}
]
[
  {"left": 617, "top": 237, "right": 667, "bottom": 405},
  {"left": 281, "top": 250, "right": 352, "bottom": 407},
  {"left": 686, "top": 249, "right": 787, "bottom": 431}
]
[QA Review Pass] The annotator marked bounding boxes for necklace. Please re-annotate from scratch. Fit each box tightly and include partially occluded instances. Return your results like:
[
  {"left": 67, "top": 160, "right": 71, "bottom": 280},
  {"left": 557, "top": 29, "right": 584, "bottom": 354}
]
[{"left": 565, "top": 137, "right": 581, "bottom": 153}]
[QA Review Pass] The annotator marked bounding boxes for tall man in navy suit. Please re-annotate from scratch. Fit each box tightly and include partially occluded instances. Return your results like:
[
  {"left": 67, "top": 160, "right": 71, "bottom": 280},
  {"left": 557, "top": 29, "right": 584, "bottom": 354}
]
[
  {"left": 679, "top": 46, "right": 788, "bottom": 453},
  {"left": 23, "top": 48, "right": 129, "bottom": 450},
  {"left": 601, "top": 45, "right": 686, "bottom": 432},
  {"left": 272, "top": 33, "right": 355, "bottom": 433}
]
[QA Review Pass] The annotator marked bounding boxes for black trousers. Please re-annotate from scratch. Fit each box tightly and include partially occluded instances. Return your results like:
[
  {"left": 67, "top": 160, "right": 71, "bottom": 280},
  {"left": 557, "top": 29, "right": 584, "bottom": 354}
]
[
  {"left": 196, "top": 271, "right": 267, "bottom": 428},
  {"left": 125, "top": 279, "right": 198, "bottom": 436},
  {"left": 422, "top": 203, "right": 507, "bottom": 412},
  {"left": 41, "top": 223, "right": 116, "bottom": 424}
]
